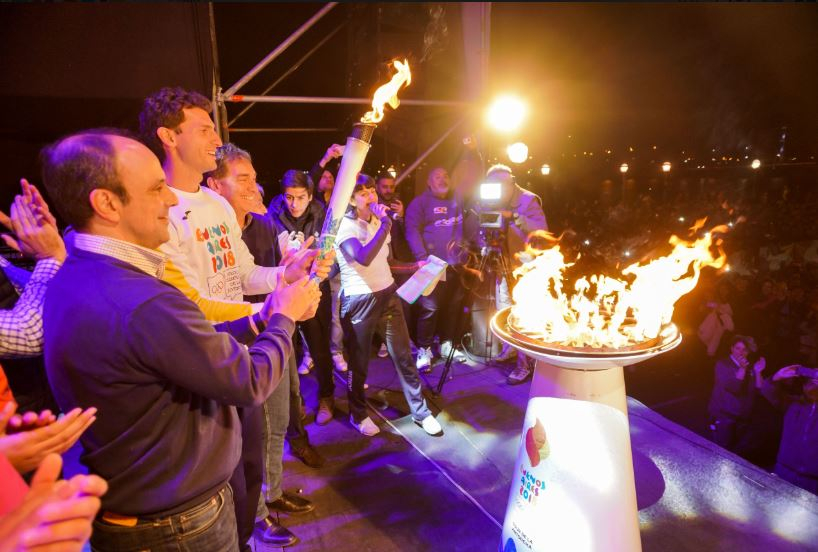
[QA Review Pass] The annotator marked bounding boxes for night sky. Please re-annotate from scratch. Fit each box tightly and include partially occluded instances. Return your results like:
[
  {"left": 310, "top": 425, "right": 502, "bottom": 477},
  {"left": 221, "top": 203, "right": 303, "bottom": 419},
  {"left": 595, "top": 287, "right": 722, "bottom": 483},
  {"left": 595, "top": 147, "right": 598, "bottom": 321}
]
[{"left": 0, "top": 3, "right": 816, "bottom": 201}]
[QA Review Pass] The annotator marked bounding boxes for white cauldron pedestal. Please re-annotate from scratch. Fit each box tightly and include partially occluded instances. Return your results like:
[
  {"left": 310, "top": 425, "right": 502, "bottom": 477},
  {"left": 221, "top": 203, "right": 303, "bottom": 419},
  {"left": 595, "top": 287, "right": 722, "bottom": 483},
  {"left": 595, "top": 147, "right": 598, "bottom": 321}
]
[{"left": 491, "top": 308, "right": 681, "bottom": 552}]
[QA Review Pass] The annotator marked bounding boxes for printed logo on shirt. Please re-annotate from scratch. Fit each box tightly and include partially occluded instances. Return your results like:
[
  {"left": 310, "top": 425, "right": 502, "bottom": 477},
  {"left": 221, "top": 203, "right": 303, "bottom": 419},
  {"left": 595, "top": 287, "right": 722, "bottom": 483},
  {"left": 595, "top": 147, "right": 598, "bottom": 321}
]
[
  {"left": 433, "top": 206, "right": 448, "bottom": 215},
  {"left": 207, "top": 271, "right": 242, "bottom": 299},
  {"left": 433, "top": 215, "right": 463, "bottom": 228},
  {"left": 195, "top": 222, "right": 236, "bottom": 274}
]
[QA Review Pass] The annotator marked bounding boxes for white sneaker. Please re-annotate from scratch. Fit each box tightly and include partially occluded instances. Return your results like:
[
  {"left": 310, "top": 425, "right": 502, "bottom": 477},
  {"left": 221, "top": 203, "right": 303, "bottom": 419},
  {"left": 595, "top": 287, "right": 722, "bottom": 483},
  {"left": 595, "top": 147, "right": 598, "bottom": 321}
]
[
  {"left": 350, "top": 415, "right": 380, "bottom": 436},
  {"left": 440, "top": 340, "right": 466, "bottom": 362},
  {"left": 297, "top": 354, "right": 314, "bottom": 375},
  {"left": 377, "top": 343, "right": 389, "bottom": 358},
  {"left": 332, "top": 353, "right": 348, "bottom": 372},
  {"left": 416, "top": 347, "right": 433, "bottom": 373},
  {"left": 416, "top": 415, "right": 443, "bottom": 436}
]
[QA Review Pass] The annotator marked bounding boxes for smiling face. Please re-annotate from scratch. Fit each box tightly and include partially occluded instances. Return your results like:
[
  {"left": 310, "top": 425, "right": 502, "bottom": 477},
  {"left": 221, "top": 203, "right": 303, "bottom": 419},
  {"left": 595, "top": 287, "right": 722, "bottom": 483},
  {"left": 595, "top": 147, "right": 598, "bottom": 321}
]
[
  {"left": 210, "top": 157, "right": 260, "bottom": 218},
  {"left": 427, "top": 168, "right": 450, "bottom": 198},
  {"left": 730, "top": 340, "right": 749, "bottom": 364},
  {"left": 172, "top": 107, "right": 222, "bottom": 174},
  {"left": 114, "top": 138, "right": 179, "bottom": 249}
]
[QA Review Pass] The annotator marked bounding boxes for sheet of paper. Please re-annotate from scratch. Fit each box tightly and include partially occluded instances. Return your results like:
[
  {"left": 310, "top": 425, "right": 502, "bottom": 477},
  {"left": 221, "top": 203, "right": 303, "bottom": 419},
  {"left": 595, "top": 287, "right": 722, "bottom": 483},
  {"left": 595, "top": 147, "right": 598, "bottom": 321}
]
[{"left": 396, "top": 255, "right": 448, "bottom": 304}]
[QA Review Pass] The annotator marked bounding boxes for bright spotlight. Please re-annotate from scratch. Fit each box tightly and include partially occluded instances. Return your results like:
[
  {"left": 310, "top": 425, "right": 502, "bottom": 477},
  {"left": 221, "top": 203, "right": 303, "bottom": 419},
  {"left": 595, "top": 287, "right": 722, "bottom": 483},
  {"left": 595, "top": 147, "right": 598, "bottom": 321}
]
[
  {"left": 541, "top": 164, "right": 551, "bottom": 176},
  {"left": 387, "top": 165, "right": 397, "bottom": 178},
  {"left": 662, "top": 161, "right": 672, "bottom": 173},
  {"left": 751, "top": 159, "right": 761, "bottom": 170},
  {"left": 619, "top": 163, "right": 629, "bottom": 174},
  {"left": 507, "top": 142, "right": 529, "bottom": 164},
  {"left": 486, "top": 95, "right": 527, "bottom": 133}
]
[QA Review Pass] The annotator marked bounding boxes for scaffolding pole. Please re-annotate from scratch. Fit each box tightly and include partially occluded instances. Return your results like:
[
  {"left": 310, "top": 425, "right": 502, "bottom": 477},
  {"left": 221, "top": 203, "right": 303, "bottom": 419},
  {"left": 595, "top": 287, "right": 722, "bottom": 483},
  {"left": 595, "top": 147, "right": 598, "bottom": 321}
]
[
  {"left": 228, "top": 22, "right": 347, "bottom": 127},
  {"left": 223, "top": 2, "right": 338, "bottom": 98},
  {"left": 395, "top": 117, "right": 467, "bottom": 185},
  {"left": 224, "top": 95, "right": 469, "bottom": 107}
]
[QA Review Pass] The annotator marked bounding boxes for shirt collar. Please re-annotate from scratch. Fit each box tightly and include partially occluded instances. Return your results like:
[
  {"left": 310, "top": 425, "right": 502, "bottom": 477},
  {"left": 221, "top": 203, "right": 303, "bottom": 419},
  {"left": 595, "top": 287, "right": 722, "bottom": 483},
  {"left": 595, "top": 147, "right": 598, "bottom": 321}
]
[{"left": 72, "top": 233, "right": 167, "bottom": 278}]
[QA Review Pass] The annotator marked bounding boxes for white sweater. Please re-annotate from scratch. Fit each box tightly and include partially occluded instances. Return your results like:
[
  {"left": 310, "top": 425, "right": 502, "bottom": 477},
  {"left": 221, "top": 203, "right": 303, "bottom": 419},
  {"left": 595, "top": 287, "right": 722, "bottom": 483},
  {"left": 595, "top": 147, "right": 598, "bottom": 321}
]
[{"left": 161, "top": 186, "right": 281, "bottom": 302}]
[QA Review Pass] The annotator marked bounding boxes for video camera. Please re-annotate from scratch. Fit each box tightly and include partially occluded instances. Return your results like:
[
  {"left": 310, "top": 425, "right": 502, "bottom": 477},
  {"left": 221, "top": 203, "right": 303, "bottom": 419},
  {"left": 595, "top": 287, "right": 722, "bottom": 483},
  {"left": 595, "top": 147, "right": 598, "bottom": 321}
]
[{"left": 477, "top": 182, "right": 505, "bottom": 230}]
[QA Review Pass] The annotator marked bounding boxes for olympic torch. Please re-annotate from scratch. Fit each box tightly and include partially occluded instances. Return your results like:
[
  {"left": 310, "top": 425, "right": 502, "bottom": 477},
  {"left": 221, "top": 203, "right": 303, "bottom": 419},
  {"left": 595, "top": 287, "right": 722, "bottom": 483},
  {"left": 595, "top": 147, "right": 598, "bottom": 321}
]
[{"left": 312, "top": 59, "right": 411, "bottom": 278}]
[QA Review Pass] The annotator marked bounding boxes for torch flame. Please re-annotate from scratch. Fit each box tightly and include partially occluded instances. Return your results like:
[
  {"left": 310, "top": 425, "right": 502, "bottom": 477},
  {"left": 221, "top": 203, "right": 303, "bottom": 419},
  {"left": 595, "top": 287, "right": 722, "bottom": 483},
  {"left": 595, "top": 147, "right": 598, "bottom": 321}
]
[
  {"left": 361, "top": 59, "right": 412, "bottom": 124},
  {"left": 510, "top": 227, "right": 726, "bottom": 349}
]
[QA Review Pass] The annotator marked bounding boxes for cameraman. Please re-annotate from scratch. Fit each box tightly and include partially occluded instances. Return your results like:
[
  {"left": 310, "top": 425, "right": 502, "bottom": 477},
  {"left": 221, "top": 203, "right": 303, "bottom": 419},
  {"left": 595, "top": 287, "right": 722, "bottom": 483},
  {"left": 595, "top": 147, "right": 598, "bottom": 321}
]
[
  {"left": 480, "top": 164, "right": 547, "bottom": 385},
  {"left": 405, "top": 168, "right": 466, "bottom": 371}
]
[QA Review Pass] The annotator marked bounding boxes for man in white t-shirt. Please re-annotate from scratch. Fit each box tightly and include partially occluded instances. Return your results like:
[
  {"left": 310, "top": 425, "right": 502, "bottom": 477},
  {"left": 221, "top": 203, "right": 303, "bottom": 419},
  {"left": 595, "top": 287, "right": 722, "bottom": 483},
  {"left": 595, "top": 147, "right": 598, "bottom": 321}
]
[{"left": 139, "top": 87, "right": 327, "bottom": 549}]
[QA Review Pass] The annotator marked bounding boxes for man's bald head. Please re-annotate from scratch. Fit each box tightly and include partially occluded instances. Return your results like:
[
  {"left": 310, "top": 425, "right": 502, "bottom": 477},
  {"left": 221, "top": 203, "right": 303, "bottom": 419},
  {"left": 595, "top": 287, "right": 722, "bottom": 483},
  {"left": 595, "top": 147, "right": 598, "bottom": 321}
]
[{"left": 41, "top": 129, "right": 135, "bottom": 230}]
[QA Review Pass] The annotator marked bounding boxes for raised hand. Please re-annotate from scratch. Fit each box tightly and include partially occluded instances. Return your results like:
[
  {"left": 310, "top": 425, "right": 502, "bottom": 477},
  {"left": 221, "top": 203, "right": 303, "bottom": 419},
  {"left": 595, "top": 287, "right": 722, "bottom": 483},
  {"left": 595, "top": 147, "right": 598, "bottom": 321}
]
[
  {"left": 2, "top": 194, "right": 66, "bottom": 262},
  {"left": 0, "top": 406, "right": 97, "bottom": 473},
  {"left": 772, "top": 365, "right": 800, "bottom": 381},
  {"left": 260, "top": 274, "right": 321, "bottom": 323},
  {"left": 0, "top": 453, "right": 107, "bottom": 552}
]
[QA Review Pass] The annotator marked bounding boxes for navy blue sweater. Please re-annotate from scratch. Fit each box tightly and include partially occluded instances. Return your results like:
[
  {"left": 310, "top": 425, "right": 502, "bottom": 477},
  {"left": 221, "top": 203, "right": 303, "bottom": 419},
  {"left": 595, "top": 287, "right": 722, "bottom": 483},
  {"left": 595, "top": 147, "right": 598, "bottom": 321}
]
[
  {"left": 404, "top": 190, "right": 463, "bottom": 264},
  {"left": 43, "top": 248, "right": 294, "bottom": 515}
]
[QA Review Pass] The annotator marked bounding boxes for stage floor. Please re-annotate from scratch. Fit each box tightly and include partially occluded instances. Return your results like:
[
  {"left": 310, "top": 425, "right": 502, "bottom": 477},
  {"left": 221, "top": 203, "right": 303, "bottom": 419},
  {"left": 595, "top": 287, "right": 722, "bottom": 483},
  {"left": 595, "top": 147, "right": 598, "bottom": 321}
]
[
  {"left": 252, "top": 353, "right": 818, "bottom": 552},
  {"left": 63, "top": 350, "right": 818, "bottom": 551}
]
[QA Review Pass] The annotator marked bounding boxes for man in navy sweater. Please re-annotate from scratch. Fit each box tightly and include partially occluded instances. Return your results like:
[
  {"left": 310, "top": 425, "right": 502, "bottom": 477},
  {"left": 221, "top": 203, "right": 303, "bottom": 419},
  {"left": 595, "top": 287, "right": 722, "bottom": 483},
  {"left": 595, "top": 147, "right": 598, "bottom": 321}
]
[
  {"left": 405, "top": 167, "right": 466, "bottom": 372},
  {"left": 41, "top": 130, "right": 319, "bottom": 552}
]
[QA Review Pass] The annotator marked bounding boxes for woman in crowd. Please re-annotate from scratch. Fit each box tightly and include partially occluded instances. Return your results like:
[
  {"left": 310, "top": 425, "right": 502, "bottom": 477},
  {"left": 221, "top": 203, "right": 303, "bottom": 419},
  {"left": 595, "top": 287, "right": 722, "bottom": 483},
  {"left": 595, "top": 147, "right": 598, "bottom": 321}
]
[{"left": 335, "top": 174, "right": 442, "bottom": 437}]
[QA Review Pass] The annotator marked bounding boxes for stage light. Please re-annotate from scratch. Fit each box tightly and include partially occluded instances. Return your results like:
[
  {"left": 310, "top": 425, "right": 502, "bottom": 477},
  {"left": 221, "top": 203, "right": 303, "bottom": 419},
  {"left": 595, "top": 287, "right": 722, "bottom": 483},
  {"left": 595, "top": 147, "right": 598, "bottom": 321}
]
[
  {"left": 507, "top": 142, "right": 529, "bottom": 164},
  {"left": 678, "top": 217, "right": 685, "bottom": 223},
  {"left": 541, "top": 164, "right": 551, "bottom": 176},
  {"left": 387, "top": 165, "right": 397, "bottom": 178},
  {"left": 751, "top": 159, "right": 761, "bottom": 170},
  {"left": 662, "top": 162, "right": 672, "bottom": 173},
  {"left": 584, "top": 239, "right": 591, "bottom": 246},
  {"left": 620, "top": 163, "right": 629, "bottom": 174},
  {"left": 486, "top": 94, "right": 527, "bottom": 133}
]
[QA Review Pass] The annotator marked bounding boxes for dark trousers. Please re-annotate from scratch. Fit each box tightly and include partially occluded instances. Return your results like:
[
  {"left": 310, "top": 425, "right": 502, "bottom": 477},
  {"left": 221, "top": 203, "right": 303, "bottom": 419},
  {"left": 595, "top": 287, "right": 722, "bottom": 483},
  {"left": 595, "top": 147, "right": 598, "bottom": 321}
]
[
  {"left": 229, "top": 405, "right": 264, "bottom": 549},
  {"left": 299, "top": 279, "right": 335, "bottom": 401},
  {"left": 341, "top": 285, "right": 432, "bottom": 424},
  {"left": 91, "top": 485, "right": 239, "bottom": 552},
  {"left": 416, "top": 271, "right": 465, "bottom": 349}
]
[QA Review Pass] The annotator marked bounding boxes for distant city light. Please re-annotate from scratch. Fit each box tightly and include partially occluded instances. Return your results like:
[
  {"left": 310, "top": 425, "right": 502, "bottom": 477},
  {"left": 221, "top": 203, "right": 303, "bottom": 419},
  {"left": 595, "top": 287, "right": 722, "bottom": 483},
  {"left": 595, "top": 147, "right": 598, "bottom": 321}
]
[
  {"left": 620, "top": 163, "right": 629, "bottom": 174},
  {"left": 751, "top": 159, "right": 761, "bottom": 170},
  {"left": 541, "top": 164, "right": 551, "bottom": 176},
  {"left": 486, "top": 94, "right": 527, "bottom": 133},
  {"left": 507, "top": 142, "right": 529, "bottom": 164},
  {"left": 662, "top": 161, "right": 672, "bottom": 173}
]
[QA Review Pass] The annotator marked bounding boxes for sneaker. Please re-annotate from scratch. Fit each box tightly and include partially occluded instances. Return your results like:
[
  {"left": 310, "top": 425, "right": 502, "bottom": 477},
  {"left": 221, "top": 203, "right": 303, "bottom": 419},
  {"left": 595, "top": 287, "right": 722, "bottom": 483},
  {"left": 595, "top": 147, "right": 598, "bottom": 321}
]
[
  {"left": 350, "top": 415, "right": 380, "bottom": 436},
  {"left": 297, "top": 353, "right": 314, "bottom": 375},
  {"left": 440, "top": 340, "right": 466, "bottom": 362},
  {"left": 416, "top": 346, "right": 433, "bottom": 373},
  {"left": 332, "top": 353, "right": 348, "bottom": 372},
  {"left": 507, "top": 357, "right": 534, "bottom": 385},
  {"left": 377, "top": 343, "right": 389, "bottom": 358},
  {"left": 315, "top": 397, "right": 334, "bottom": 426},
  {"left": 415, "top": 415, "right": 443, "bottom": 436}
]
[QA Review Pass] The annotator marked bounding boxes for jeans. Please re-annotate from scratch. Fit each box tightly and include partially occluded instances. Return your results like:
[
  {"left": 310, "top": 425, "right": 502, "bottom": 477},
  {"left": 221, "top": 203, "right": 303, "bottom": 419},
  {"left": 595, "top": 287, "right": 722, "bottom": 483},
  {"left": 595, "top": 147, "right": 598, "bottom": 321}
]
[
  {"left": 300, "top": 279, "right": 335, "bottom": 401},
  {"left": 416, "top": 270, "right": 465, "bottom": 349},
  {"left": 329, "top": 273, "right": 344, "bottom": 356},
  {"left": 341, "top": 285, "right": 432, "bottom": 424},
  {"left": 259, "top": 355, "right": 291, "bottom": 509},
  {"left": 91, "top": 485, "right": 238, "bottom": 552},
  {"left": 230, "top": 406, "right": 264, "bottom": 548}
]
